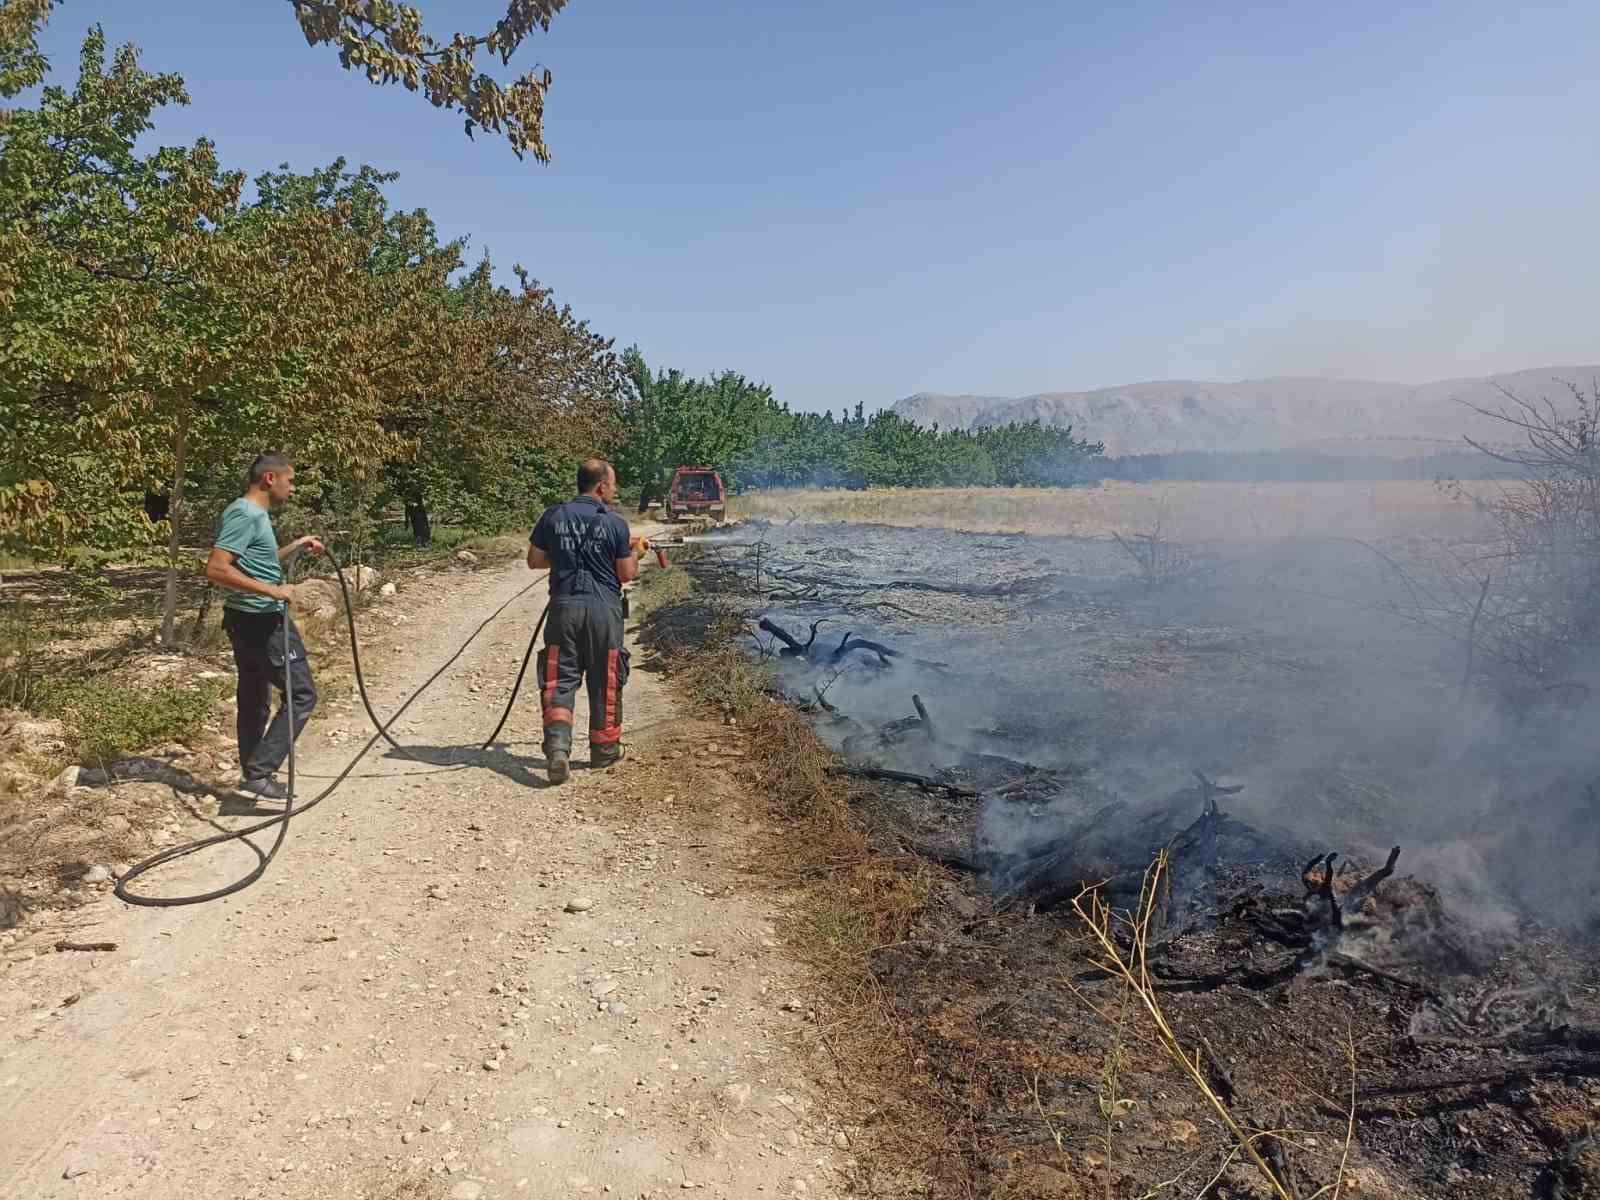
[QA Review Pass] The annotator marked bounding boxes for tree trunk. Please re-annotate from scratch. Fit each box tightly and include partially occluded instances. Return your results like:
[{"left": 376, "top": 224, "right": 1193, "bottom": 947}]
[
  {"left": 405, "top": 500, "right": 432, "bottom": 546},
  {"left": 159, "top": 403, "right": 188, "bottom": 647},
  {"left": 191, "top": 583, "right": 214, "bottom": 643}
]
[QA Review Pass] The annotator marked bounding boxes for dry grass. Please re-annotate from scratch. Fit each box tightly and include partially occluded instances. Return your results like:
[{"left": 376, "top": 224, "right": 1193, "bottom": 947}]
[
  {"left": 460, "top": 533, "right": 529, "bottom": 560},
  {"left": 1075, "top": 854, "right": 1297, "bottom": 1199},
  {"left": 1073, "top": 855, "right": 1361, "bottom": 1200},
  {"left": 661, "top": 611, "right": 970, "bottom": 1194},
  {"left": 736, "top": 480, "right": 1490, "bottom": 544},
  {"left": 629, "top": 557, "right": 694, "bottom": 622}
]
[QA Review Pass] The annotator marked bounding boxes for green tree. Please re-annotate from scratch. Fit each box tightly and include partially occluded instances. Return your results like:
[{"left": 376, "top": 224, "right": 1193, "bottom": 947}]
[
  {"left": 1, "top": 29, "right": 441, "bottom": 637},
  {"left": 614, "top": 349, "right": 782, "bottom": 503},
  {"left": 245, "top": 158, "right": 623, "bottom": 546},
  {"left": 386, "top": 258, "right": 622, "bottom": 542},
  {"left": 290, "top": 0, "right": 569, "bottom": 161},
  {"left": 976, "top": 420, "right": 1104, "bottom": 486},
  {"left": 846, "top": 411, "right": 941, "bottom": 487},
  {"left": 12, "top": 2, "right": 571, "bottom": 161},
  {"left": 933, "top": 427, "right": 998, "bottom": 486}
]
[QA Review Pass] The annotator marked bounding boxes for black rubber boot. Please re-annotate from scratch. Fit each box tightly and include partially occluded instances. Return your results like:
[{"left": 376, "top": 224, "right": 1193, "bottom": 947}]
[
  {"left": 589, "top": 743, "right": 625, "bottom": 770},
  {"left": 546, "top": 748, "right": 570, "bottom": 784}
]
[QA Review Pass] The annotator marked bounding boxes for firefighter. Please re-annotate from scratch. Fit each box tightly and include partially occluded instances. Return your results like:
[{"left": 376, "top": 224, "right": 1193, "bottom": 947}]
[{"left": 526, "top": 457, "right": 639, "bottom": 783}]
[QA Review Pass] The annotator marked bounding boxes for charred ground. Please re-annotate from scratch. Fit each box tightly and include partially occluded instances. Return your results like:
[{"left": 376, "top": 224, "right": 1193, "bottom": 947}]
[{"left": 648, "top": 504, "right": 1600, "bottom": 1199}]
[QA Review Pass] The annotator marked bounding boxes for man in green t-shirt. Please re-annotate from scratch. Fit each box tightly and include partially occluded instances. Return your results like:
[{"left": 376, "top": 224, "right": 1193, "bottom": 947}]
[{"left": 204, "top": 452, "right": 323, "bottom": 801}]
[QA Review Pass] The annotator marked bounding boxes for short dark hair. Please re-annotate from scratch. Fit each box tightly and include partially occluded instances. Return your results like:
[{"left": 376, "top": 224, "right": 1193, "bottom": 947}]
[
  {"left": 577, "top": 457, "right": 613, "bottom": 494},
  {"left": 247, "top": 452, "right": 293, "bottom": 488}
]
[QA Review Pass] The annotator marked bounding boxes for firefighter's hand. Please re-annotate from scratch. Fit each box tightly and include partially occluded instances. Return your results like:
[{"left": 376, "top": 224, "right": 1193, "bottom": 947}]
[{"left": 629, "top": 536, "right": 649, "bottom": 555}]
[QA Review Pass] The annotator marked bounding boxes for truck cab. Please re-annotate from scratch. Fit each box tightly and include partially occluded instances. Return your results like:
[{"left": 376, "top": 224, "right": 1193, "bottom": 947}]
[{"left": 663, "top": 466, "right": 725, "bottom": 523}]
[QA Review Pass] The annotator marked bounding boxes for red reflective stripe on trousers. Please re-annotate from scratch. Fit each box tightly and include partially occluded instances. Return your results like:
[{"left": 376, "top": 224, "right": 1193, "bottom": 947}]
[
  {"left": 591, "top": 648, "right": 622, "bottom": 744},
  {"left": 541, "top": 646, "right": 565, "bottom": 724}
]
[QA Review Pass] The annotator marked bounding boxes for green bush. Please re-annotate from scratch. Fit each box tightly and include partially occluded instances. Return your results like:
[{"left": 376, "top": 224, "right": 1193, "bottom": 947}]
[{"left": 31, "top": 676, "right": 228, "bottom": 765}]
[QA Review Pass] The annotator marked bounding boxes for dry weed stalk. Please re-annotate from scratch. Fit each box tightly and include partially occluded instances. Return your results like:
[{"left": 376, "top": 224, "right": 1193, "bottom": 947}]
[
  {"left": 1111, "top": 506, "right": 1191, "bottom": 585},
  {"left": 1095, "top": 989, "right": 1135, "bottom": 1200},
  {"left": 1073, "top": 852, "right": 1297, "bottom": 1200}
]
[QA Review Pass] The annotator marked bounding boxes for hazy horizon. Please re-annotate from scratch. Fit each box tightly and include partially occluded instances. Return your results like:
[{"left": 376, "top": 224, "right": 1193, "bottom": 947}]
[{"left": 896, "top": 360, "right": 1600, "bottom": 401}]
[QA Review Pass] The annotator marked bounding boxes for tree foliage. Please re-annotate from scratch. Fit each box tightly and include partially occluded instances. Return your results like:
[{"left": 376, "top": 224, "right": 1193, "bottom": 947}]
[
  {"left": 733, "top": 408, "right": 1103, "bottom": 492},
  {"left": 290, "top": 0, "right": 569, "bottom": 161},
  {"left": 1, "top": 11, "right": 621, "bottom": 641},
  {"left": 614, "top": 348, "right": 782, "bottom": 505},
  {"left": 612, "top": 349, "right": 1104, "bottom": 499}
]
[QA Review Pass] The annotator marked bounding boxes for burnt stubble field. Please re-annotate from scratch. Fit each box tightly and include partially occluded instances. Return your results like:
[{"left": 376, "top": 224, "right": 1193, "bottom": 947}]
[{"left": 707, "top": 483, "right": 1600, "bottom": 1199}]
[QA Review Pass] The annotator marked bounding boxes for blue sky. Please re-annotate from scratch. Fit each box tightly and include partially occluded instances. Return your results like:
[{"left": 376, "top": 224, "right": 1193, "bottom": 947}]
[{"left": 32, "top": 1, "right": 1600, "bottom": 411}]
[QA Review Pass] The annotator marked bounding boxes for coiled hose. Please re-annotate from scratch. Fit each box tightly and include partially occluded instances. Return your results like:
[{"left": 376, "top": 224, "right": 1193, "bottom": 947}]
[{"left": 114, "top": 548, "right": 549, "bottom": 908}]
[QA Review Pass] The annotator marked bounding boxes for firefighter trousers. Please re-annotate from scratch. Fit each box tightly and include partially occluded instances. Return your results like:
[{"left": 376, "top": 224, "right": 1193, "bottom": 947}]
[{"left": 540, "top": 594, "right": 629, "bottom": 758}]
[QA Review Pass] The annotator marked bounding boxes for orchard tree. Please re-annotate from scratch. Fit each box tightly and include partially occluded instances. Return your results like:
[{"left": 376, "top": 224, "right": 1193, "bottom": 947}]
[
  {"left": 384, "top": 258, "right": 623, "bottom": 543},
  {"left": 615, "top": 349, "right": 784, "bottom": 503},
  {"left": 1, "top": 28, "right": 428, "bottom": 639},
  {"left": 976, "top": 420, "right": 1104, "bottom": 486},
  {"left": 290, "top": 0, "right": 569, "bottom": 161},
  {"left": 13, "top": 2, "right": 574, "bottom": 160},
  {"left": 246, "top": 159, "right": 623, "bottom": 544},
  {"left": 0, "top": 25, "right": 259, "bottom": 559}
]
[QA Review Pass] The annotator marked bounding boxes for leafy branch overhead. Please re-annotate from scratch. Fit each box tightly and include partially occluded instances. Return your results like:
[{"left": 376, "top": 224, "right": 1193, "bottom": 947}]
[
  {"left": 0, "top": 10, "right": 621, "bottom": 644},
  {"left": 289, "top": 0, "right": 569, "bottom": 161}
]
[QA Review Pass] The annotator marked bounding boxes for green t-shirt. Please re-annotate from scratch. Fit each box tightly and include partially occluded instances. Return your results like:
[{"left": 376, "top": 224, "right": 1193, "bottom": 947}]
[{"left": 214, "top": 497, "right": 284, "bottom": 613}]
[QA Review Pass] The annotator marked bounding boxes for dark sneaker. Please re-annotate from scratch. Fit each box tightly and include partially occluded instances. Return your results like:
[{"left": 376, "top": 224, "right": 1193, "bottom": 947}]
[
  {"left": 590, "top": 744, "right": 626, "bottom": 770},
  {"left": 546, "top": 749, "right": 570, "bottom": 784},
  {"left": 238, "top": 776, "right": 290, "bottom": 802}
]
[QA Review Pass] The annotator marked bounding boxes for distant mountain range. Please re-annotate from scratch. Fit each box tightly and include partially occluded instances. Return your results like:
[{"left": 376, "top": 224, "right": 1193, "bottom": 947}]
[{"left": 890, "top": 366, "right": 1600, "bottom": 456}]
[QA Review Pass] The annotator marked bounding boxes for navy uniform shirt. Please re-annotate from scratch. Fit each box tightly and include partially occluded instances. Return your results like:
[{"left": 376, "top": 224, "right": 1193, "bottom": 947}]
[{"left": 530, "top": 495, "right": 632, "bottom": 598}]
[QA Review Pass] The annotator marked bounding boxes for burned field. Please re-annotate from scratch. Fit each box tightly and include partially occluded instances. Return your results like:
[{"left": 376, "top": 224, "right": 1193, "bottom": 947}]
[{"left": 690, "top": 519, "right": 1600, "bottom": 1198}]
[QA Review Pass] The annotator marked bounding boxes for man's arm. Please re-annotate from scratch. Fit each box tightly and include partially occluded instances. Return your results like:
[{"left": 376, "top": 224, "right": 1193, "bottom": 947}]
[
  {"left": 278, "top": 535, "right": 325, "bottom": 563},
  {"left": 205, "top": 548, "right": 294, "bottom": 604},
  {"left": 528, "top": 510, "right": 553, "bottom": 570},
  {"left": 615, "top": 519, "right": 639, "bottom": 585}
]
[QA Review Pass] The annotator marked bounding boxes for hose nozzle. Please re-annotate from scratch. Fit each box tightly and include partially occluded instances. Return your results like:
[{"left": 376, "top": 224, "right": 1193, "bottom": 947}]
[{"left": 632, "top": 536, "right": 671, "bottom": 569}]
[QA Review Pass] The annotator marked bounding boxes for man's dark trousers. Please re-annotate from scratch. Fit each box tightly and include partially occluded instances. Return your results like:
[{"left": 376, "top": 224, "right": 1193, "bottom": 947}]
[
  {"left": 540, "top": 594, "right": 628, "bottom": 761},
  {"left": 222, "top": 608, "right": 317, "bottom": 780}
]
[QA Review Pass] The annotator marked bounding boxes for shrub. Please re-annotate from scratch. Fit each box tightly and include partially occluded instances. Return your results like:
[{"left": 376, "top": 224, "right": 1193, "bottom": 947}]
[{"left": 31, "top": 675, "right": 228, "bottom": 764}]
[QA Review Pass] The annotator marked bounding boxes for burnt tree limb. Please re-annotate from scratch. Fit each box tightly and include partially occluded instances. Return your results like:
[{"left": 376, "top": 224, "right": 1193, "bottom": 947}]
[
  {"left": 842, "top": 715, "right": 925, "bottom": 756},
  {"left": 1344, "top": 845, "right": 1402, "bottom": 911},
  {"left": 758, "top": 617, "right": 906, "bottom": 669},
  {"left": 759, "top": 616, "right": 826, "bottom": 658},
  {"left": 831, "top": 631, "right": 900, "bottom": 665},
  {"left": 758, "top": 616, "right": 805, "bottom": 655},
  {"left": 827, "top": 763, "right": 978, "bottom": 799}
]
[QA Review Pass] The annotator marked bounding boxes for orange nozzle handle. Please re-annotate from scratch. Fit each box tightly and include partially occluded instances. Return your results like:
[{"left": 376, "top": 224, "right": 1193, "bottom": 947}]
[{"left": 632, "top": 536, "right": 670, "bottom": 569}]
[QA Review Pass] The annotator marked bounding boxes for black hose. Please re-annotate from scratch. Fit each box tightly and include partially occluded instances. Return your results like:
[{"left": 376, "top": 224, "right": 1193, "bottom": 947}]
[
  {"left": 323, "top": 553, "right": 549, "bottom": 759},
  {"left": 114, "top": 549, "right": 549, "bottom": 908},
  {"left": 478, "top": 608, "right": 547, "bottom": 751}
]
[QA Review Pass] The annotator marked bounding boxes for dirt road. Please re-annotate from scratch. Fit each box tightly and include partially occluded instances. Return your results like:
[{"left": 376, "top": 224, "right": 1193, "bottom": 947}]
[{"left": 0, "top": 552, "right": 843, "bottom": 1199}]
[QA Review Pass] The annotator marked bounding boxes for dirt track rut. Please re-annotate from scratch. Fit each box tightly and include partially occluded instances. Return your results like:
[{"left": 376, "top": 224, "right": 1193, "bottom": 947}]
[{"left": 0, "top": 552, "right": 843, "bottom": 1199}]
